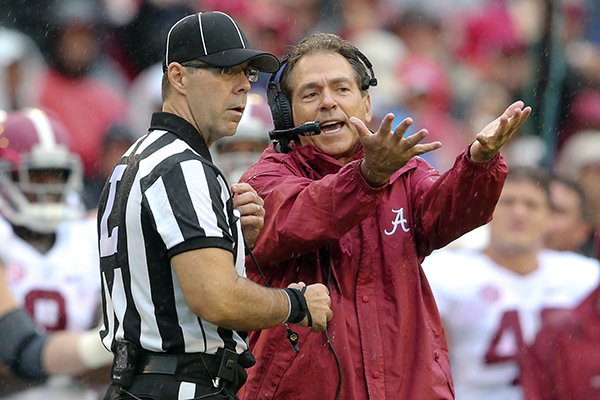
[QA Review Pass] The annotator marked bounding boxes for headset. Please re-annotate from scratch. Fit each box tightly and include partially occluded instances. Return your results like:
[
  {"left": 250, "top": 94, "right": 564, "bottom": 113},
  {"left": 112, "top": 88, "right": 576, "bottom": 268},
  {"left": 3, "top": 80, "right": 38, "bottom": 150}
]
[{"left": 266, "top": 46, "right": 378, "bottom": 153}]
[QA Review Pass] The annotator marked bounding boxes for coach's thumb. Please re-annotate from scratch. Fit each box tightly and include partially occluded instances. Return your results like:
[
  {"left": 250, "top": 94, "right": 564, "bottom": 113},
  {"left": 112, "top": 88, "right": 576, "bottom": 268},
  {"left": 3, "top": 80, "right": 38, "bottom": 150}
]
[{"left": 350, "top": 117, "right": 370, "bottom": 141}]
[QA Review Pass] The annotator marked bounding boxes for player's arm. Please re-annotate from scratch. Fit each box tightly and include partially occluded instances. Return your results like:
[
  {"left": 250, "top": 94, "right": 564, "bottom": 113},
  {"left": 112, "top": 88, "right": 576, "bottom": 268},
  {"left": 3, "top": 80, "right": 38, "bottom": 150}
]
[
  {"left": 0, "top": 267, "right": 112, "bottom": 380},
  {"left": 172, "top": 248, "right": 332, "bottom": 332},
  {"left": 0, "top": 262, "right": 48, "bottom": 381},
  {"left": 0, "top": 264, "right": 18, "bottom": 314},
  {"left": 44, "top": 329, "right": 112, "bottom": 375},
  {"left": 0, "top": 315, "right": 112, "bottom": 379}
]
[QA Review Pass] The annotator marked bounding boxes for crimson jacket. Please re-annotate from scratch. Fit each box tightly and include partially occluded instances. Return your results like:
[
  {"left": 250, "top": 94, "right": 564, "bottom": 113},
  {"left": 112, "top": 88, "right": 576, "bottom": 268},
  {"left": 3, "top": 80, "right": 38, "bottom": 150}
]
[
  {"left": 238, "top": 144, "right": 507, "bottom": 400},
  {"left": 520, "top": 286, "right": 600, "bottom": 400}
]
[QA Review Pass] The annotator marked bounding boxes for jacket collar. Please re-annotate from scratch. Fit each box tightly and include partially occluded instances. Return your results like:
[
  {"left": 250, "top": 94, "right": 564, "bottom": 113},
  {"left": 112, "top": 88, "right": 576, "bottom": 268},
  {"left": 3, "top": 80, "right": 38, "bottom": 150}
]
[
  {"left": 266, "top": 143, "right": 416, "bottom": 182},
  {"left": 149, "top": 112, "right": 213, "bottom": 162},
  {"left": 288, "top": 144, "right": 365, "bottom": 178}
]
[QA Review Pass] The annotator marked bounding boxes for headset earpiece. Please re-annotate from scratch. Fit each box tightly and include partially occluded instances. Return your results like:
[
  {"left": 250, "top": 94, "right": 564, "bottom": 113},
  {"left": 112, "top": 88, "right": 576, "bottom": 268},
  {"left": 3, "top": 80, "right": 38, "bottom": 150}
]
[
  {"left": 267, "top": 57, "right": 294, "bottom": 132},
  {"left": 360, "top": 76, "right": 378, "bottom": 91},
  {"left": 354, "top": 47, "right": 378, "bottom": 91},
  {"left": 267, "top": 81, "right": 294, "bottom": 131}
]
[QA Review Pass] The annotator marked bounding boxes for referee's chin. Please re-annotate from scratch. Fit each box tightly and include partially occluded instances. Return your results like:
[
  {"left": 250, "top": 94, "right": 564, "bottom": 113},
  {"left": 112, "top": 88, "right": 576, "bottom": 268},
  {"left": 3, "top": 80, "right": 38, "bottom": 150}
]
[{"left": 221, "top": 123, "right": 242, "bottom": 140}]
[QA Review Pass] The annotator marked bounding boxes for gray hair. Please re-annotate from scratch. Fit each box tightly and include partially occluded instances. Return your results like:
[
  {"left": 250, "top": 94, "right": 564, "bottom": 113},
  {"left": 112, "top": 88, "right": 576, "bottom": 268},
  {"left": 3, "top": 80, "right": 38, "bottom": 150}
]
[{"left": 279, "top": 33, "right": 371, "bottom": 100}]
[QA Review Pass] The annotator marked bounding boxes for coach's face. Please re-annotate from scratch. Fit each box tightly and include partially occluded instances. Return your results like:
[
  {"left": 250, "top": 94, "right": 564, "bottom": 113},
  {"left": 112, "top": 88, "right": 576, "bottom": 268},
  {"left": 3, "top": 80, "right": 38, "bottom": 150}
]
[
  {"left": 185, "top": 62, "right": 252, "bottom": 146},
  {"left": 288, "top": 51, "right": 372, "bottom": 164}
]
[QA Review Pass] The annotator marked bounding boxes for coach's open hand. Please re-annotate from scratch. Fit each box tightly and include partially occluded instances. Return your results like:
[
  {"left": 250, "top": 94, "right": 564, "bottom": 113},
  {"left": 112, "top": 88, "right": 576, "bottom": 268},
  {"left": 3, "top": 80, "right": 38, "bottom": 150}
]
[
  {"left": 469, "top": 100, "right": 532, "bottom": 163},
  {"left": 231, "top": 183, "right": 265, "bottom": 248},
  {"left": 352, "top": 115, "right": 442, "bottom": 187}
]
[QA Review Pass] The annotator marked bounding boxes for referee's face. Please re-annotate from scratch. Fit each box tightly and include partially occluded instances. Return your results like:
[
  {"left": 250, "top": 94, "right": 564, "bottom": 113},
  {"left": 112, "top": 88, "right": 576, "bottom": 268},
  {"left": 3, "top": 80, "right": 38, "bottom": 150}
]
[{"left": 185, "top": 62, "right": 252, "bottom": 146}]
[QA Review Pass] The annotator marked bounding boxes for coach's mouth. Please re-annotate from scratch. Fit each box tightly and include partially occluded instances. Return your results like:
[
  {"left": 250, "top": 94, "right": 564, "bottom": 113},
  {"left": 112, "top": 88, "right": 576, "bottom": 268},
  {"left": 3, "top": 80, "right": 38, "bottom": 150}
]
[{"left": 320, "top": 119, "right": 345, "bottom": 134}]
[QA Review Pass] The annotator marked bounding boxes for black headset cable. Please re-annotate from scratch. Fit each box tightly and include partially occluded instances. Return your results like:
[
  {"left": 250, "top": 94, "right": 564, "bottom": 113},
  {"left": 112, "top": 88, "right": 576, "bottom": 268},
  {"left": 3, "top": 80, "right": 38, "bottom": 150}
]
[{"left": 246, "top": 241, "right": 342, "bottom": 400}]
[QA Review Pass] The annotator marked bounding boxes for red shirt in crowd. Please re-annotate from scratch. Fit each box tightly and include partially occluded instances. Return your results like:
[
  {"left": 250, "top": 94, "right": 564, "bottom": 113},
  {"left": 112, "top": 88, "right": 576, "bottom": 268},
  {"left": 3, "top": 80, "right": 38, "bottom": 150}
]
[{"left": 38, "top": 69, "right": 127, "bottom": 178}]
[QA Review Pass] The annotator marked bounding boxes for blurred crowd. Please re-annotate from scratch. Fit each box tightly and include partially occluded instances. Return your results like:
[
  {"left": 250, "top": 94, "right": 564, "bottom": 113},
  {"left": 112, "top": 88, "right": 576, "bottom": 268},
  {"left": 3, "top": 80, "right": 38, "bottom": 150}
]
[
  {"left": 0, "top": 0, "right": 599, "bottom": 208},
  {"left": 1, "top": 0, "right": 600, "bottom": 398},
  {"left": 0, "top": 0, "right": 599, "bottom": 233}
]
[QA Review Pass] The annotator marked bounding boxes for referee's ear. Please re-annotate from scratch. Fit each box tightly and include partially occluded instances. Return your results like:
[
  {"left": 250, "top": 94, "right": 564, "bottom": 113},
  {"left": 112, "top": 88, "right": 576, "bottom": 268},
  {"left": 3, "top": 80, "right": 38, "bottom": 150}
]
[{"left": 166, "top": 62, "right": 188, "bottom": 97}]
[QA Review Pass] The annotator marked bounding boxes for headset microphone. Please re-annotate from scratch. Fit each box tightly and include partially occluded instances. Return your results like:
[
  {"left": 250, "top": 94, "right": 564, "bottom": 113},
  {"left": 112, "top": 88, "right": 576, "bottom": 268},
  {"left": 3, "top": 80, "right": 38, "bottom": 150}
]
[{"left": 269, "top": 121, "right": 321, "bottom": 153}]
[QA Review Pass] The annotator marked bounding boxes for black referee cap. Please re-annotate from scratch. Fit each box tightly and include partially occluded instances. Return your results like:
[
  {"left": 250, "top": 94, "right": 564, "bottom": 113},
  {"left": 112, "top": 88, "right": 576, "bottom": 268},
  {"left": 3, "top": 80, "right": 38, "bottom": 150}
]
[{"left": 163, "top": 11, "right": 280, "bottom": 73}]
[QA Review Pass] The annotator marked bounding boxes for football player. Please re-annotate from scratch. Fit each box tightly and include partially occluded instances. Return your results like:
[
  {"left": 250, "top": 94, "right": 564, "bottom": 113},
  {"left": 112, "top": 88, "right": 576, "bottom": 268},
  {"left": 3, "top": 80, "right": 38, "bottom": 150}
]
[
  {"left": 0, "top": 108, "right": 110, "bottom": 398},
  {"left": 423, "top": 166, "right": 600, "bottom": 400}
]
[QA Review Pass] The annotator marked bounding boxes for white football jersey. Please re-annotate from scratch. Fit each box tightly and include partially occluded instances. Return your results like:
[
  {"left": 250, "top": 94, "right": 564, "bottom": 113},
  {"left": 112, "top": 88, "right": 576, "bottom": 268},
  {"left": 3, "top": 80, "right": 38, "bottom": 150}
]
[
  {"left": 0, "top": 214, "right": 100, "bottom": 332},
  {"left": 423, "top": 248, "right": 600, "bottom": 400}
]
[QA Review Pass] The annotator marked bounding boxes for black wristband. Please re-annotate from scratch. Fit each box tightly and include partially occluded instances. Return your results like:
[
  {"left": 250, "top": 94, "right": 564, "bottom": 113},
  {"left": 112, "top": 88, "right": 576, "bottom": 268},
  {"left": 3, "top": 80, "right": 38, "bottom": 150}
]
[
  {"left": 283, "top": 288, "right": 308, "bottom": 324},
  {"left": 300, "top": 286, "right": 313, "bottom": 327}
]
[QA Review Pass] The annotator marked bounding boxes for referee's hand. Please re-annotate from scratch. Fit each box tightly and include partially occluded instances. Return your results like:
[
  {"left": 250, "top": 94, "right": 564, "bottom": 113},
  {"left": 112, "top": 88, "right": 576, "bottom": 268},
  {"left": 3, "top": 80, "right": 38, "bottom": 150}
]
[
  {"left": 289, "top": 282, "right": 333, "bottom": 332},
  {"left": 231, "top": 183, "right": 265, "bottom": 248}
]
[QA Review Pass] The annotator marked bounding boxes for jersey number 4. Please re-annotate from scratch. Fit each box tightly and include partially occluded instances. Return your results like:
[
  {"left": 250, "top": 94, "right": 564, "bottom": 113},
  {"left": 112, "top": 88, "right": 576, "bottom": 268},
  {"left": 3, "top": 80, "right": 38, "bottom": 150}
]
[
  {"left": 484, "top": 308, "right": 564, "bottom": 364},
  {"left": 484, "top": 310, "right": 524, "bottom": 364}
]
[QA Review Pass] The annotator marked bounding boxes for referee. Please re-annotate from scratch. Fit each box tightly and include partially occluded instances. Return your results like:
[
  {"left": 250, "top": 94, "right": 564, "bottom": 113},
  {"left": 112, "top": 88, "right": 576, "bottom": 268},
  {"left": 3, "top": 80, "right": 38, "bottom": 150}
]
[{"left": 98, "top": 11, "right": 332, "bottom": 400}]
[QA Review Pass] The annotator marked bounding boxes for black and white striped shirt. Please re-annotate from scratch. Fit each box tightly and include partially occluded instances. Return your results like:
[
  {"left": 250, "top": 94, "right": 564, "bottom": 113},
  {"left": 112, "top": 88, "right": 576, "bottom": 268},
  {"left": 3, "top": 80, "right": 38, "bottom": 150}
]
[{"left": 98, "top": 112, "right": 248, "bottom": 355}]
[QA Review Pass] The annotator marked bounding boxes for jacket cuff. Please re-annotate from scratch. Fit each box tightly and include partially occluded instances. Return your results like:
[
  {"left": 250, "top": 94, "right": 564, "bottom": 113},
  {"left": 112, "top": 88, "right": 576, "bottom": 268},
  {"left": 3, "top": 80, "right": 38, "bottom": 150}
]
[
  {"left": 463, "top": 145, "right": 504, "bottom": 170},
  {"left": 348, "top": 159, "right": 390, "bottom": 193}
]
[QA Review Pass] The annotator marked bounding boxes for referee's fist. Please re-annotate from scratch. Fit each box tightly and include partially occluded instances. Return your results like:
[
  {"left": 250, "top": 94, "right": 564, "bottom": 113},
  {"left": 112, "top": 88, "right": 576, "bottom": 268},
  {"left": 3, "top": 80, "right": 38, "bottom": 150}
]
[
  {"left": 231, "top": 183, "right": 265, "bottom": 248},
  {"left": 289, "top": 282, "right": 333, "bottom": 332}
]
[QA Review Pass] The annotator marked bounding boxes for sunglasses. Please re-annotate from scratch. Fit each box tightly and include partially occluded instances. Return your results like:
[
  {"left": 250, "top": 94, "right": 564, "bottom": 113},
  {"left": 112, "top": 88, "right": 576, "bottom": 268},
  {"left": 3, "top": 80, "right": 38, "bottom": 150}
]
[{"left": 181, "top": 62, "right": 260, "bottom": 83}]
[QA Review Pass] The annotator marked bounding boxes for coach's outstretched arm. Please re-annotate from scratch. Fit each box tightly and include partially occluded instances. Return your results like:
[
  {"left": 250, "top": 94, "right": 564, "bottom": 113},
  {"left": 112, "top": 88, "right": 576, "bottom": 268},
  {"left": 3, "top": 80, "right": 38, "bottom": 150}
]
[{"left": 351, "top": 101, "right": 532, "bottom": 188}]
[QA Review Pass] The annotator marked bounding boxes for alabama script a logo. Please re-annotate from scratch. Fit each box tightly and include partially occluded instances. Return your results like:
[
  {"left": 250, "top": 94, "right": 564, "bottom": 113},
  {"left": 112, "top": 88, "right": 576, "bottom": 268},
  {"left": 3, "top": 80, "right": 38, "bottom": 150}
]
[{"left": 384, "top": 208, "right": 410, "bottom": 236}]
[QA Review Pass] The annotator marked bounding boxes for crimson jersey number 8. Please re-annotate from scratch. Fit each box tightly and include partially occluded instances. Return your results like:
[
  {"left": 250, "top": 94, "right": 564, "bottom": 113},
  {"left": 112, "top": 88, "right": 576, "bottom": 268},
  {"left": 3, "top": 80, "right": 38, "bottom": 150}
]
[{"left": 24, "top": 289, "right": 67, "bottom": 332}]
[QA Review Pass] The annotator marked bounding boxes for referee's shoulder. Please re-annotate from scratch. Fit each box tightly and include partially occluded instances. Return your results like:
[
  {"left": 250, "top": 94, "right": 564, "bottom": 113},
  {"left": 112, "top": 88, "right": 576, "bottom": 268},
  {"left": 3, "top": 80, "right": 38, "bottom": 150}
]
[{"left": 146, "top": 136, "right": 219, "bottom": 179}]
